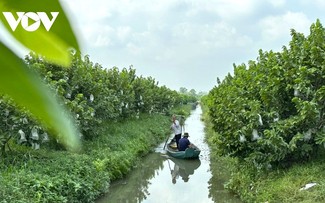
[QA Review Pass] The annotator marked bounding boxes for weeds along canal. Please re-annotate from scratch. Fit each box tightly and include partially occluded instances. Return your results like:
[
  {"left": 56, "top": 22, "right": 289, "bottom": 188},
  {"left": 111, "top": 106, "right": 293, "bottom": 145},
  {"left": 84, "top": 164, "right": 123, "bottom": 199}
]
[{"left": 97, "top": 105, "right": 242, "bottom": 203}]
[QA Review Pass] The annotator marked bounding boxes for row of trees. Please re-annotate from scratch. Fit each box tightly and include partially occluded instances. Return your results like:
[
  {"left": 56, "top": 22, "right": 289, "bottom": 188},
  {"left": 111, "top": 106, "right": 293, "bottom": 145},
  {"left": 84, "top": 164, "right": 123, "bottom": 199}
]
[
  {"left": 0, "top": 53, "right": 197, "bottom": 153},
  {"left": 205, "top": 20, "right": 325, "bottom": 168},
  {"left": 179, "top": 87, "right": 206, "bottom": 98}
]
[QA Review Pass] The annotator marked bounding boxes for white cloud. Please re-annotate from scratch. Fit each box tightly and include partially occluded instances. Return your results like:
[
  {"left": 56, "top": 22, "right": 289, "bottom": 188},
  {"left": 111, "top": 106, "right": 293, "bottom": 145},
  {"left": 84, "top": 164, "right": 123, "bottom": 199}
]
[
  {"left": 116, "top": 26, "right": 132, "bottom": 42},
  {"left": 94, "top": 34, "right": 111, "bottom": 47},
  {"left": 259, "top": 12, "right": 311, "bottom": 41},
  {"left": 267, "top": 0, "right": 286, "bottom": 7},
  {"left": 56, "top": 0, "right": 325, "bottom": 91},
  {"left": 314, "top": 0, "right": 325, "bottom": 7},
  {"left": 62, "top": 0, "right": 112, "bottom": 22},
  {"left": 172, "top": 21, "right": 251, "bottom": 49},
  {"left": 300, "top": 0, "right": 325, "bottom": 8},
  {"left": 63, "top": 0, "right": 175, "bottom": 19},
  {"left": 190, "top": 0, "right": 259, "bottom": 20},
  {"left": 126, "top": 42, "right": 143, "bottom": 55},
  {"left": 80, "top": 24, "right": 132, "bottom": 48},
  {"left": 89, "top": 25, "right": 114, "bottom": 47}
]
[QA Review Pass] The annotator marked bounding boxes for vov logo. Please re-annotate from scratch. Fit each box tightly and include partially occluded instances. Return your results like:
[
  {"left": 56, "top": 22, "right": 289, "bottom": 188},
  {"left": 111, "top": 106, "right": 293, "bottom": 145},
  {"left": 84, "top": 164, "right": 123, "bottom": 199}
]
[{"left": 2, "top": 12, "right": 59, "bottom": 32}]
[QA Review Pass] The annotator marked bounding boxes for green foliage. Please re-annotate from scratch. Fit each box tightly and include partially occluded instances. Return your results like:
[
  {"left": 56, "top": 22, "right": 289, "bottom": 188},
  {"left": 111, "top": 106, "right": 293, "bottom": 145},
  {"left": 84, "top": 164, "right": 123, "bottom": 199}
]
[
  {"left": 171, "top": 103, "right": 193, "bottom": 118},
  {"left": 224, "top": 152, "right": 325, "bottom": 203},
  {"left": 206, "top": 20, "right": 325, "bottom": 167},
  {"left": 0, "top": 0, "right": 79, "bottom": 66},
  {"left": 203, "top": 100, "right": 325, "bottom": 202},
  {"left": 18, "top": 53, "right": 192, "bottom": 141},
  {"left": 178, "top": 87, "right": 204, "bottom": 101},
  {"left": 0, "top": 0, "right": 80, "bottom": 150},
  {"left": 0, "top": 151, "right": 110, "bottom": 203},
  {"left": 0, "top": 111, "right": 178, "bottom": 203},
  {"left": 201, "top": 103, "right": 242, "bottom": 202},
  {"left": 0, "top": 51, "right": 192, "bottom": 151}
]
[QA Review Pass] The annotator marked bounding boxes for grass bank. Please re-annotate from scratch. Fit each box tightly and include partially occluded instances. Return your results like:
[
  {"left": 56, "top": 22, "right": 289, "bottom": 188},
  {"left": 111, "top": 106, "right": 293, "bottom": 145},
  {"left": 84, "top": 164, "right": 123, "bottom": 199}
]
[
  {"left": 201, "top": 104, "right": 325, "bottom": 203},
  {"left": 0, "top": 105, "right": 192, "bottom": 203}
]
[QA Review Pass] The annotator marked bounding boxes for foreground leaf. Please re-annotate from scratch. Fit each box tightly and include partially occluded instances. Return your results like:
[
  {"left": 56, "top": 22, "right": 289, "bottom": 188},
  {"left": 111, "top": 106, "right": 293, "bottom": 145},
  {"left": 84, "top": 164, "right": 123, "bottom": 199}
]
[
  {"left": 0, "top": 0, "right": 80, "bottom": 67},
  {"left": 0, "top": 41, "right": 80, "bottom": 150}
]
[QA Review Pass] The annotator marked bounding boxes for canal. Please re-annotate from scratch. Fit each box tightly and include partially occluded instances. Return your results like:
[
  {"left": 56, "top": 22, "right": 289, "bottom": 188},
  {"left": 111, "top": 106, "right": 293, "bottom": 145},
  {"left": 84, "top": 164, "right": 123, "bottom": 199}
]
[{"left": 97, "top": 105, "right": 242, "bottom": 203}]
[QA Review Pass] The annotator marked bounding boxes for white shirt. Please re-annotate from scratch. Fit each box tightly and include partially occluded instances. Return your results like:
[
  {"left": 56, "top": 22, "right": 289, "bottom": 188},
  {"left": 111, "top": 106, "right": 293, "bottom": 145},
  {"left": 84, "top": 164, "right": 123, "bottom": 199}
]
[{"left": 171, "top": 120, "right": 182, "bottom": 135}]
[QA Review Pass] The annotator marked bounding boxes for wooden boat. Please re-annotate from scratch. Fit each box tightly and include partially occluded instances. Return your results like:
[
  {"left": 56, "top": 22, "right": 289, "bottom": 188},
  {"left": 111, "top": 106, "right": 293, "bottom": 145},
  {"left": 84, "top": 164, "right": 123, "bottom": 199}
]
[{"left": 166, "top": 140, "right": 201, "bottom": 159}]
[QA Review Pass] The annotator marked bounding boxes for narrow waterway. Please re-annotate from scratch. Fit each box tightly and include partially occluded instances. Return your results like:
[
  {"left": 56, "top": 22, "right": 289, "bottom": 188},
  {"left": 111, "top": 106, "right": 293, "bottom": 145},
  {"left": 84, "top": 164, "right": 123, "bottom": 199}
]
[{"left": 97, "top": 105, "right": 242, "bottom": 203}]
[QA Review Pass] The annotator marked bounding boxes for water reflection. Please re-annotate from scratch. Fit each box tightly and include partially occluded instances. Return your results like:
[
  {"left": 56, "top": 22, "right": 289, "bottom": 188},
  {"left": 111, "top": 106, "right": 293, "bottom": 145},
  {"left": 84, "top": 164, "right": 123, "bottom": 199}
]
[
  {"left": 96, "top": 152, "right": 204, "bottom": 203},
  {"left": 97, "top": 105, "right": 241, "bottom": 203},
  {"left": 96, "top": 152, "right": 165, "bottom": 203},
  {"left": 167, "top": 157, "right": 201, "bottom": 184}
]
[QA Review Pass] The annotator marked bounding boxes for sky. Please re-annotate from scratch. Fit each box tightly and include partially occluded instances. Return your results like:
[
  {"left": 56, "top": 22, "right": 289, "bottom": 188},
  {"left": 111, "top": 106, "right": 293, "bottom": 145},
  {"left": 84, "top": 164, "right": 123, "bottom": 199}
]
[{"left": 3, "top": 0, "right": 325, "bottom": 93}]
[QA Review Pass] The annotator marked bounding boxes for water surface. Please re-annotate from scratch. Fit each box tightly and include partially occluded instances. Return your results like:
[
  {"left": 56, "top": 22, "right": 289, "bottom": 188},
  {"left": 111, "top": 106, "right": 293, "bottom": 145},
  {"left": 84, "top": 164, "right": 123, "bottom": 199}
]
[{"left": 97, "top": 106, "right": 242, "bottom": 203}]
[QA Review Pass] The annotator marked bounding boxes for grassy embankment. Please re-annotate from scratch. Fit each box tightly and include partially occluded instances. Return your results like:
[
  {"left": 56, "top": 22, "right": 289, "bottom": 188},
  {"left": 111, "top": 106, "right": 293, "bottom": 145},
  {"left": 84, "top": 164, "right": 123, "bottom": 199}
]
[
  {"left": 0, "top": 105, "right": 192, "bottom": 203},
  {"left": 201, "top": 104, "right": 325, "bottom": 203}
]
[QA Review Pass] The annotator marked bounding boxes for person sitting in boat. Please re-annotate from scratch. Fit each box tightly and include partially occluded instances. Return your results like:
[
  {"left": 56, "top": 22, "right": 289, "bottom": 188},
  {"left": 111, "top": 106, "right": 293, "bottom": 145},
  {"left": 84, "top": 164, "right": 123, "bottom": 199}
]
[
  {"left": 178, "top": 132, "right": 192, "bottom": 151},
  {"left": 170, "top": 114, "right": 182, "bottom": 149}
]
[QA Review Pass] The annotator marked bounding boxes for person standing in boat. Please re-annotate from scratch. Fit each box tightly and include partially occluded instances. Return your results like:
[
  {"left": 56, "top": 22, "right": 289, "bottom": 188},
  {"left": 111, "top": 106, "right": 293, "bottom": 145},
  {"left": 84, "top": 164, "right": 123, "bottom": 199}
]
[
  {"left": 171, "top": 114, "right": 182, "bottom": 149},
  {"left": 171, "top": 163, "right": 179, "bottom": 184},
  {"left": 178, "top": 132, "right": 192, "bottom": 151}
]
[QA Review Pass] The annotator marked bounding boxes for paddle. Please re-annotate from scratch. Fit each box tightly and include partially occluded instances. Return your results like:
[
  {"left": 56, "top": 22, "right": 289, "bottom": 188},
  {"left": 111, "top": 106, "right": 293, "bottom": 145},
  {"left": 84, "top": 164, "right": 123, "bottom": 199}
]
[{"left": 163, "top": 134, "right": 170, "bottom": 149}]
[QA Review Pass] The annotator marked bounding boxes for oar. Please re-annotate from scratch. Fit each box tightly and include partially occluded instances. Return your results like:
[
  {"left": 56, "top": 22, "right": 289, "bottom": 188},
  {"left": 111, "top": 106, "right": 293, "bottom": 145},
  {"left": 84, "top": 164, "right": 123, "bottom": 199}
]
[
  {"left": 167, "top": 158, "right": 172, "bottom": 171},
  {"left": 163, "top": 134, "right": 170, "bottom": 149}
]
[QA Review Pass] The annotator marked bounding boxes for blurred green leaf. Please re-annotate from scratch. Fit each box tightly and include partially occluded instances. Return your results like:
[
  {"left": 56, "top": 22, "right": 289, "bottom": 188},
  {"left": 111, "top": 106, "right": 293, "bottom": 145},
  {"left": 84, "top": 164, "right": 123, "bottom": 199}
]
[
  {"left": 0, "top": 0, "right": 80, "bottom": 66},
  {"left": 0, "top": 0, "right": 80, "bottom": 150},
  {"left": 0, "top": 41, "right": 79, "bottom": 150}
]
